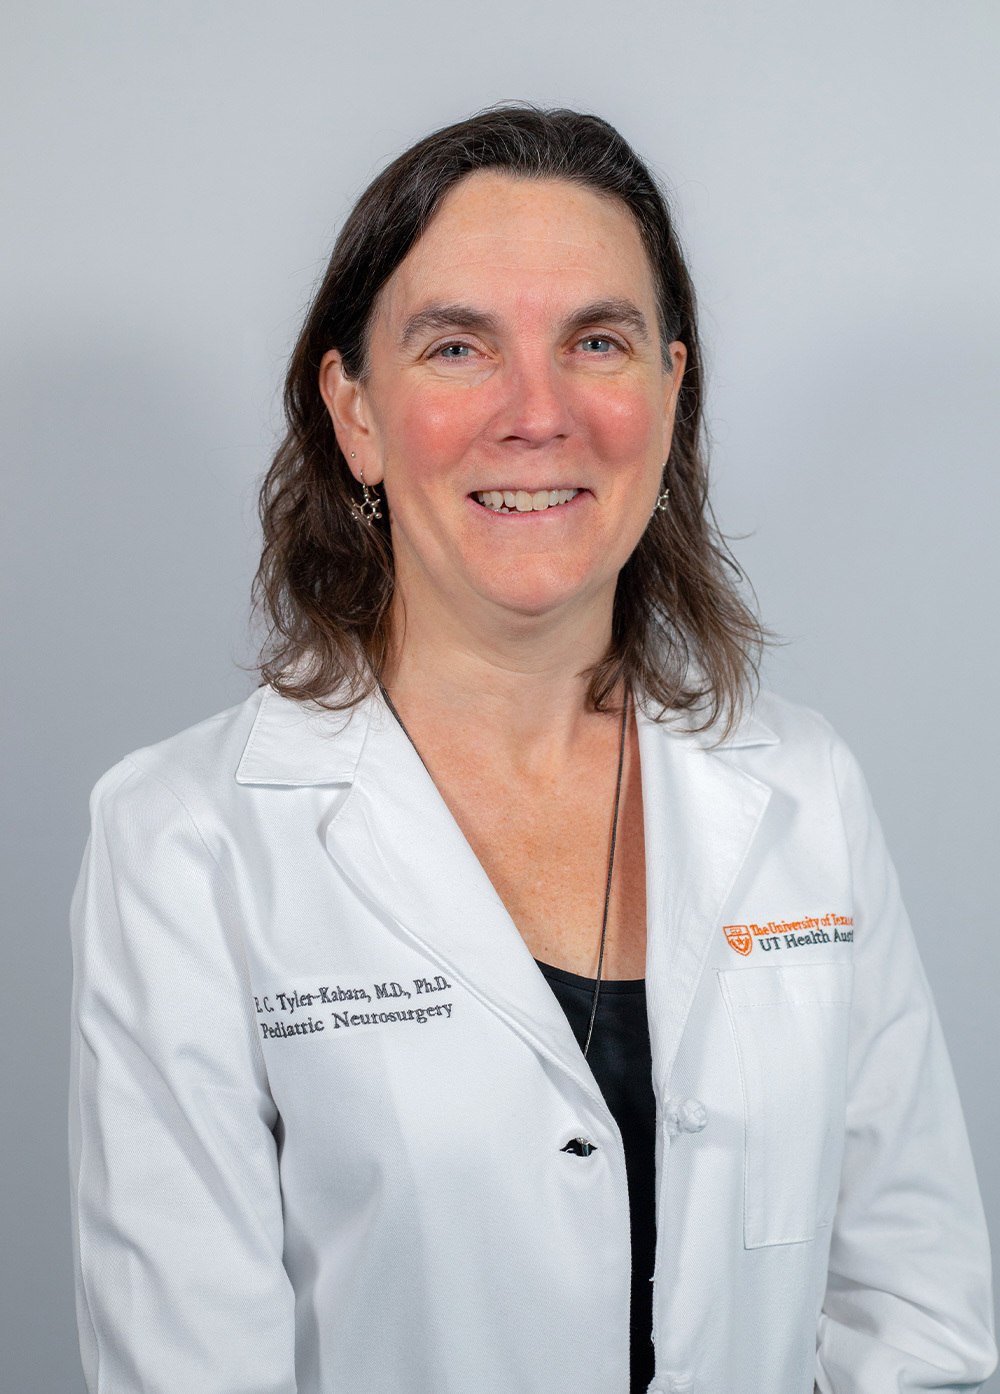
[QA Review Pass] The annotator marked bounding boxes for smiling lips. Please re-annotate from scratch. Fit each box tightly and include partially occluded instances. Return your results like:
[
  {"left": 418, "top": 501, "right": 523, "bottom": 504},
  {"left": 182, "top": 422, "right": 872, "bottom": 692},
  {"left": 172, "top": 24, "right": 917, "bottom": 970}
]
[{"left": 474, "top": 488, "right": 580, "bottom": 514}]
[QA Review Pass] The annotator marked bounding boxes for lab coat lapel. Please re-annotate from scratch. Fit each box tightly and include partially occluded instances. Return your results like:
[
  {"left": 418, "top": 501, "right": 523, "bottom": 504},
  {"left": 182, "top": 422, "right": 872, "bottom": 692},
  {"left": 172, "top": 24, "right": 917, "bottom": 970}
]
[
  {"left": 241, "top": 684, "right": 775, "bottom": 1110},
  {"left": 323, "top": 698, "right": 610, "bottom": 1111},
  {"left": 637, "top": 710, "right": 773, "bottom": 1095}
]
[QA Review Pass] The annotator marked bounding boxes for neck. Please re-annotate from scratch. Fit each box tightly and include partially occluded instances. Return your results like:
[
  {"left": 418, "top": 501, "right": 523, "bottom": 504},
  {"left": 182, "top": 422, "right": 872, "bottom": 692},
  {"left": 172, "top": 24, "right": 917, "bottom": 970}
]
[{"left": 382, "top": 577, "right": 622, "bottom": 768}]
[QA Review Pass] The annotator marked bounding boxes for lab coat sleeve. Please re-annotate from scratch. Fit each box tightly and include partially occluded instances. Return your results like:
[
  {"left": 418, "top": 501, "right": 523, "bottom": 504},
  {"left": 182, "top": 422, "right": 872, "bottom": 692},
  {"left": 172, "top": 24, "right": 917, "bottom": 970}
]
[
  {"left": 814, "top": 737, "right": 997, "bottom": 1393},
  {"left": 69, "top": 759, "right": 296, "bottom": 1394}
]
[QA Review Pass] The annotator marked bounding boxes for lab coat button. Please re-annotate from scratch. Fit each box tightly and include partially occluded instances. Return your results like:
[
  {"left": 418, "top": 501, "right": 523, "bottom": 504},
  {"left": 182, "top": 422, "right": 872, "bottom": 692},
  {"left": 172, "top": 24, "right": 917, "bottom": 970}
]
[
  {"left": 560, "top": 1137, "right": 598, "bottom": 1156},
  {"left": 664, "top": 1096, "right": 707, "bottom": 1137}
]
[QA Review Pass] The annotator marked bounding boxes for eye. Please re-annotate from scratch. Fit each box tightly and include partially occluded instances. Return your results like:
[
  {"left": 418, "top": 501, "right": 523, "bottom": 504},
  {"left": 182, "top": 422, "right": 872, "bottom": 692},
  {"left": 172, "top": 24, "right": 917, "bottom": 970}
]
[
  {"left": 578, "top": 336, "right": 621, "bottom": 355},
  {"left": 433, "top": 342, "right": 476, "bottom": 359}
]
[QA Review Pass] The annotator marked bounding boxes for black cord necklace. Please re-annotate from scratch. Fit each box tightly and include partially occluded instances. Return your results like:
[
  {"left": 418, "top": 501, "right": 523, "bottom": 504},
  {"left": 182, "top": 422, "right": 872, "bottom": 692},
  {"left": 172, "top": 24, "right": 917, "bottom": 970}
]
[
  {"left": 378, "top": 681, "right": 631, "bottom": 1061},
  {"left": 584, "top": 688, "right": 629, "bottom": 1058}
]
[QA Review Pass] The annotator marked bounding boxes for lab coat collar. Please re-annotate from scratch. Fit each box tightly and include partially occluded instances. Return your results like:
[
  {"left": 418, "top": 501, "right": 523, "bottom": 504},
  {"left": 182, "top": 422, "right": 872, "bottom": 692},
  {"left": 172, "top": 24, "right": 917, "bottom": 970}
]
[
  {"left": 236, "top": 684, "right": 778, "bottom": 1108},
  {"left": 235, "top": 686, "right": 369, "bottom": 786},
  {"left": 234, "top": 683, "right": 779, "bottom": 787}
]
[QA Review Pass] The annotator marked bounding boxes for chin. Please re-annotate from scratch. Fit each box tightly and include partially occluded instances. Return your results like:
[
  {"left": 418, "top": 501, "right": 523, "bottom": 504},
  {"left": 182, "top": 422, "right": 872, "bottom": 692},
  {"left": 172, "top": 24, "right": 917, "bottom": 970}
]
[{"left": 470, "top": 561, "right": 606, "bottom": 619}]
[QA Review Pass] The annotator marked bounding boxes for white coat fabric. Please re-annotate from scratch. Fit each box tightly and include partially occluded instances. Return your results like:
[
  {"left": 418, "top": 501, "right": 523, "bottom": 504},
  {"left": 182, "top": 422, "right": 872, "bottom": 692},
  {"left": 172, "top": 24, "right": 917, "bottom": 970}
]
[{"left": 69, "top": 683, "right": 997, "bottom": 1394}]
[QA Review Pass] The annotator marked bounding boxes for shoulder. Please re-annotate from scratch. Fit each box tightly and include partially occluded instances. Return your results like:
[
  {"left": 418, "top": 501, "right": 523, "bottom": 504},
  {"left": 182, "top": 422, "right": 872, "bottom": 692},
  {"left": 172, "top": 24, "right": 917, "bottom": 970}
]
[
  {"left": 642, "top": 684, "right": 872, "bottom": 821},
  {"left": 87, "top": 688, "right": 268, "bottom": 832},
  {"left": 653, "top": 686, "right": 846, "bottom": 762},
  {"left": 718, "top": 689, "right": 875, "bottom": 832},
  {"left": 747, "top": 688, "right": 839, "bottom": 752},
  {"left": 672, "top": 686, "right": 869, "bottom": 813},
  {"left": 747, "top": 689, "right": 865, "bottom": 777},
  {"left": 87, "top": 683, "right": 371, "bottom": 832}
]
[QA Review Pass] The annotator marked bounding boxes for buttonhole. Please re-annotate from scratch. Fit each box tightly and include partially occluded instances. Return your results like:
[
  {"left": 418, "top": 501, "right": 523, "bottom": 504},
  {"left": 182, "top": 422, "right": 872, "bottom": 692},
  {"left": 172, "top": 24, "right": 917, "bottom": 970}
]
[{"left": 560, "top": 1137, "right": 598, "bottom": 1156}]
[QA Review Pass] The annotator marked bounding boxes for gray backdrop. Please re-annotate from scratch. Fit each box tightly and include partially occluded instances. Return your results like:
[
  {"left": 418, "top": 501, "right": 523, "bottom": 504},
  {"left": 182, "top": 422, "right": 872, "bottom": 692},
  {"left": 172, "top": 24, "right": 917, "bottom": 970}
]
[{"left": 2, "top": 2, "right": 997, "bottom": 1388}]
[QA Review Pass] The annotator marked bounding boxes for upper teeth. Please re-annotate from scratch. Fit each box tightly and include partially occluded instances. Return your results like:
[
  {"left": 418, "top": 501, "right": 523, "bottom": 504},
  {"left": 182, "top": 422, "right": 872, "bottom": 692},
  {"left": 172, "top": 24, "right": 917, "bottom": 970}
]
[{"left": 475, "top": 489, "right": 579, "bottom": 513}]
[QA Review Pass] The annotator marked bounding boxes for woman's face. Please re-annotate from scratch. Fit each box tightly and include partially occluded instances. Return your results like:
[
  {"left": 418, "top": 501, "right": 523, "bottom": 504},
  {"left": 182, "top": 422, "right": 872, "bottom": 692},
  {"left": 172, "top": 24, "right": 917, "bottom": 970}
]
[{"left": 321, "top": 173, "right": 686, "bottom": 632}]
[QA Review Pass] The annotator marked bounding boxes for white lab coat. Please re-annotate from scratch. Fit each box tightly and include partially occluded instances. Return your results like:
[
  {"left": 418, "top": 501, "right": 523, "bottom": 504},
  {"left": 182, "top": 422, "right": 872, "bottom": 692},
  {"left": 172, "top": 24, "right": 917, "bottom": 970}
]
[{"left": 69, "top": 683, "right": 996, "bottom": 1394}]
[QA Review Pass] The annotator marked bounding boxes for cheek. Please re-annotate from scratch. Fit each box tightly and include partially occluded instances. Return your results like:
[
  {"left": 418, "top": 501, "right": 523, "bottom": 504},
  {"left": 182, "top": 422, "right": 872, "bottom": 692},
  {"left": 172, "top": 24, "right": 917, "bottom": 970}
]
[
  {"left": 578, "top": 382, "right": 661, "bottom": 463},
  {"left": 385, "top": 385, "right": 485, "bottom": 483}
]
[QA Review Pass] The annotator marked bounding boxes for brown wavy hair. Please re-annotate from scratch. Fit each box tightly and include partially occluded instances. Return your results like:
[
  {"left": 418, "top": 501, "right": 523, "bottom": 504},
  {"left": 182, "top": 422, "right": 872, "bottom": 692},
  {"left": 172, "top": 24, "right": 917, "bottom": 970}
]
[{"left": 254, "top": 104, "right": 766, "bottom": 732}]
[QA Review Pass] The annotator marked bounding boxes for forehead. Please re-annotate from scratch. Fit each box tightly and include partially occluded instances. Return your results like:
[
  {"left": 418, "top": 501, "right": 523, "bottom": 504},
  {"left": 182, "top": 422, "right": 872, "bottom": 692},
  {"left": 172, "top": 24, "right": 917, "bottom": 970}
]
[{"left": 376, "top": 172, "right": 657, "bottom": 325}]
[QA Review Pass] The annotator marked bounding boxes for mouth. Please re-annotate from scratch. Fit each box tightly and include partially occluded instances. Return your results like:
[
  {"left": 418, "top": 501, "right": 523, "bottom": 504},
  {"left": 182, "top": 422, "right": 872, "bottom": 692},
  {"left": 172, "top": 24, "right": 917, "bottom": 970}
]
[{"left": 471, "top": 488, "right": 581, "bottom": 514}]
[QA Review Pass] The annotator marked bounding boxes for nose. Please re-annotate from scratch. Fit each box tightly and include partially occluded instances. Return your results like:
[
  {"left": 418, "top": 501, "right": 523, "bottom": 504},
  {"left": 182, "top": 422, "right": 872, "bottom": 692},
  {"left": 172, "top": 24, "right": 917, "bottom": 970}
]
[{"left": 497, "top": 351, "right": 574, "bottom": 449}]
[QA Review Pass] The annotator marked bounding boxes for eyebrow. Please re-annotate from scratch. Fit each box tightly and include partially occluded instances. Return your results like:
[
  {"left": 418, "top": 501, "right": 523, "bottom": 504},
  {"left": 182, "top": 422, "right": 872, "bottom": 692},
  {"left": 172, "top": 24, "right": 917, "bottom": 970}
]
[
  {"left": 398, "top": 297, "right": 651, "bottom": 350},
  {"left": 399, "top": 305, "right": 500, "bottom": 349},
  {"left": 562, "top": 299, "right": 651, "bottom": 343}
]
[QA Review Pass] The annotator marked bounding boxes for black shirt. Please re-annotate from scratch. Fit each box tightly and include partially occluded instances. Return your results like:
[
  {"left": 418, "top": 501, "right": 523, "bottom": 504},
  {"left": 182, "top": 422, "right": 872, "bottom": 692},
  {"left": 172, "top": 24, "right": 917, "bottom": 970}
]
[{"left": 535, "top": 959, "right": 657, "bottom": 1394}]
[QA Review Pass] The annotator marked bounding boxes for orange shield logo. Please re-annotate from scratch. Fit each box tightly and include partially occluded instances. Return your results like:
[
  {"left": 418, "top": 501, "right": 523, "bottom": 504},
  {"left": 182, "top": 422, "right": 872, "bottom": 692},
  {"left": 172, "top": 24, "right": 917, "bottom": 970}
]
[{"left": 724, "top": 924, "right": 752, "bottom": 956}]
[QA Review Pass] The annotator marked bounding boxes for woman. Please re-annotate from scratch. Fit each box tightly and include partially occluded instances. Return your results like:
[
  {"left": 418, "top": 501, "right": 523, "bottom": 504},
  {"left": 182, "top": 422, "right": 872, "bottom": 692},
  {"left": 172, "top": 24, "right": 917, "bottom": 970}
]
[{"left": 69, "top": 107, "right": 995, "bottom": 1394}]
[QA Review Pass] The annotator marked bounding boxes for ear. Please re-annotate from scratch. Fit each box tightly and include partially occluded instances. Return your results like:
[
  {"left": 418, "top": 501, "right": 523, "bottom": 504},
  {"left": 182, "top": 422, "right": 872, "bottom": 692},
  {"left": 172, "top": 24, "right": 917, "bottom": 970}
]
[
  {"left": 318, "top": 350, "right": 384, "bottom": 485},
  {"left": 661, "top": 340, "right": 687, "bottom": 459}
]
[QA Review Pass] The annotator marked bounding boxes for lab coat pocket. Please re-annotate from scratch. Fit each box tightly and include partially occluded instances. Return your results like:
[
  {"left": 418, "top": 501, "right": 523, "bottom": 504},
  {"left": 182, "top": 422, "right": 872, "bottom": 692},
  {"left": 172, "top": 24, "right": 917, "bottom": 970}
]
[{"left": 719, "top": 962, "right": 853, "bottom": 1248}]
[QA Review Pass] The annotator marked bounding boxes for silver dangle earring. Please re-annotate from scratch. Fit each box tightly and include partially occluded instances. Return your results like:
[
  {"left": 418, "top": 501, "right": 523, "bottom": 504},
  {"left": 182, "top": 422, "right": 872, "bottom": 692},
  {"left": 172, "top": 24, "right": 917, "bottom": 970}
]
[
  {"left": 350, "top": 454, "right": 382, "bottom": 525},
  {"left": 655, "top": 463, "right": 670, "bottom": 512}
]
